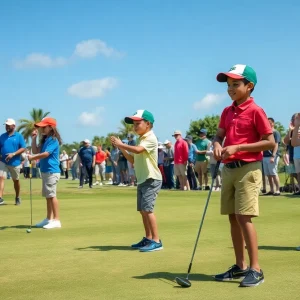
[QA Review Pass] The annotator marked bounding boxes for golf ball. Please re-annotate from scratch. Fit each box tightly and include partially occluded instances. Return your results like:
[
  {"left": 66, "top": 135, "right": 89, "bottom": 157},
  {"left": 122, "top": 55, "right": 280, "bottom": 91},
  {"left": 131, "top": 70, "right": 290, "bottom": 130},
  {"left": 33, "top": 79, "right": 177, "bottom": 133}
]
[{"left": 26, "top": 229, "right": 31, "bottom": 233}]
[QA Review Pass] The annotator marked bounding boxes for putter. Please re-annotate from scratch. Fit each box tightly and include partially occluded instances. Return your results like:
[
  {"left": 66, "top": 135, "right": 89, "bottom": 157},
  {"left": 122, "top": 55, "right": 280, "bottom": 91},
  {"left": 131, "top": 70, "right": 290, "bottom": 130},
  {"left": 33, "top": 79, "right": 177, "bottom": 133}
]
[
  {"left": 175, "top": 161, "right": 221, "bottom": 288},
  {"left": 27, "top": 171, "right": 33, "bottom": 233}
]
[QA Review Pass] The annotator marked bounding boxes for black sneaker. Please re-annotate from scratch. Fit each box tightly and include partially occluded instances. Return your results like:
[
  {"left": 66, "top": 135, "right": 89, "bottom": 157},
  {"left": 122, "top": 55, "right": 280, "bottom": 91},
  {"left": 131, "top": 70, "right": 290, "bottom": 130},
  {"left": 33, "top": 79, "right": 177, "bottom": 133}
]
[
  {"left": 0, "top": 198, "right": 5, "bottom": 205},
  {"left": 214, "top": 264, "right": 249, "bottom": 281},
  {"left": 15, "top": 197, "right": 21, "bottom": 206},
  {"left": 239, "top": 268, "right": 264, "bottom": 287},
  {"left": 205, "top": 186, "right": 210, "bottom": 191}
]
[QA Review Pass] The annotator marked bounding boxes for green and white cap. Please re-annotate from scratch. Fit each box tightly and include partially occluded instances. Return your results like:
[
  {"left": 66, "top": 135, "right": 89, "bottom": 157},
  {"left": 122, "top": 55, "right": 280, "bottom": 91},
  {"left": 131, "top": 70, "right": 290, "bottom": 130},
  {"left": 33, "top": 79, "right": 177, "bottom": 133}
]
[
  {"left": 217, "top": 64, "right": 257, "bottom": 86},
  {"left": 124, "top": 110, "right": 155, "bottom": 124}
]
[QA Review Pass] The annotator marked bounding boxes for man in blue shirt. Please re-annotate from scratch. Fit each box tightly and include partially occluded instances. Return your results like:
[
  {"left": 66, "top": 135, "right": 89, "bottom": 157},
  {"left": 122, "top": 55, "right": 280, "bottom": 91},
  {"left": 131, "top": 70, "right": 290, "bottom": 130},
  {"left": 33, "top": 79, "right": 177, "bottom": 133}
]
[
  {"left": 185, "top": 135, "right": 198, "bottom": 190},
  {"left": 0, "top": 118, "right": 26, "bottom": 205},
  {"left": 78, "top": 139, "right": 95, "bottom": 188}
]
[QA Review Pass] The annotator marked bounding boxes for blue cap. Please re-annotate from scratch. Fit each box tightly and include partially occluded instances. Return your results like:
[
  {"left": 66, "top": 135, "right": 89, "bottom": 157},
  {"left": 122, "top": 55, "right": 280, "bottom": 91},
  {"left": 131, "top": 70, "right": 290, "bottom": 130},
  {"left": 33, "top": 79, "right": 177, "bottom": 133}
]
[{"left": 199, "top": 129, "right": 207, "bottom": 134}]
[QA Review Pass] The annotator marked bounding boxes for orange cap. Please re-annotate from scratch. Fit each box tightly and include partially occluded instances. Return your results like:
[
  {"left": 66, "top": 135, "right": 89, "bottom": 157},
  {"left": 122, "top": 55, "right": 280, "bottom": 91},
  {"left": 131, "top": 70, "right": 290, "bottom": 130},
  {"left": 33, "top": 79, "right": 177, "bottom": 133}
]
[{"left": 35, "top": 117, "right": 57, "bottom": 127}]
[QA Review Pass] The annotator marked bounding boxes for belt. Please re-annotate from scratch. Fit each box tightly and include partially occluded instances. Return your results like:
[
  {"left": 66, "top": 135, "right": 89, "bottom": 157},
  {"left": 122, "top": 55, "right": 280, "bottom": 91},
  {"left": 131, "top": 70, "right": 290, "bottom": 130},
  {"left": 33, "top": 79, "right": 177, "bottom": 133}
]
[{"left": 224, "top": 161, "right": 250, "bottom": 169}]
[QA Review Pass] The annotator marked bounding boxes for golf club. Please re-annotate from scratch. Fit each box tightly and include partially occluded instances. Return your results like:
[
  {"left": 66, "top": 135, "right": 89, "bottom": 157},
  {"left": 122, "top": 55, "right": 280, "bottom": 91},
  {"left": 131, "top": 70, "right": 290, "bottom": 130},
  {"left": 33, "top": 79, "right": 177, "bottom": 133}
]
[
  {"left": 175, "top": 161, "right": 221, "bottom": 288},
  {"left": 27, "top": 171, "right": 33, "bottom": 233}
]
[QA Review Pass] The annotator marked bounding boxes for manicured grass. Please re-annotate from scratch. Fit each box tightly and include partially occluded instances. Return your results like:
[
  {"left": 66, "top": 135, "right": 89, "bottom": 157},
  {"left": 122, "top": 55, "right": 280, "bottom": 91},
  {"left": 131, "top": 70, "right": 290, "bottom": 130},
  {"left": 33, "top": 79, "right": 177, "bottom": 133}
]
[{"left": 1, "top": 178, "right": 300, "bottom": 300}]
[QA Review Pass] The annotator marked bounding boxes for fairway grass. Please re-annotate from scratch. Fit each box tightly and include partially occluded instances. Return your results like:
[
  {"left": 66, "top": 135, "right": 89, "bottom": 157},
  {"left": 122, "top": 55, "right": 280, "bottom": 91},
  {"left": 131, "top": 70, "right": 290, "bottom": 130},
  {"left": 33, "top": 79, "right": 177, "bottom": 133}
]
[{"left": 1, "top": 178, "right": 300, "bottom": 300}]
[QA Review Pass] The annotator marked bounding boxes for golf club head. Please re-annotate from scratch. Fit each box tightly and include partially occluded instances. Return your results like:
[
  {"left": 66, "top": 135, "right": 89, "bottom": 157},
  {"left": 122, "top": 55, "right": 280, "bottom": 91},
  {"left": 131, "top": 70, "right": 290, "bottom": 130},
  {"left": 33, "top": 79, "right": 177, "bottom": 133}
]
[{"left": 175, "top": 277, "right": 191, "bottom": 288}]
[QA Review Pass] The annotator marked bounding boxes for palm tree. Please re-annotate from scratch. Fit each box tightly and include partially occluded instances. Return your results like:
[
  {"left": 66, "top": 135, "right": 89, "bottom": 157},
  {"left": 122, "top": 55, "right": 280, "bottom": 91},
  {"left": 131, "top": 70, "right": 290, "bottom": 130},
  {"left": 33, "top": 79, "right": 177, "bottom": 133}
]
[
  {"left": 118, "top": 120, "right": 134, "bottom": 139},
  {"left": 17, "top": 108, "right": 50, "bottom": 143}
]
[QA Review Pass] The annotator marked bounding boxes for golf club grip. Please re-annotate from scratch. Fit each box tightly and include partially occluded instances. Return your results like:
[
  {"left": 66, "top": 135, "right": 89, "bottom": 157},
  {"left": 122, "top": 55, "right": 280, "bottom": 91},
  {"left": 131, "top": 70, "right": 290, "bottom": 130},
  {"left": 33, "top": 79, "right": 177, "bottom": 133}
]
[
  {"left": 187, "top": 263, "right": 192, "bottom": 274},
  {"left": 212, "top": 161, "right": 221, "bottom": 179}
]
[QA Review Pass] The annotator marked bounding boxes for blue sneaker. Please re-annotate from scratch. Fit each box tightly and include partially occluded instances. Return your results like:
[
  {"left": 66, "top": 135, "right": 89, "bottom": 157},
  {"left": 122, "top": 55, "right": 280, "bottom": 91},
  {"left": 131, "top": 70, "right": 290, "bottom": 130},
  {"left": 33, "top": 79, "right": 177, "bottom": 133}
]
[
  {"left": 139, "top": 240, "right": 163, "bottom": 252},
  {"left": 131, "top": 237, "right": 151, "bottom": 249}
]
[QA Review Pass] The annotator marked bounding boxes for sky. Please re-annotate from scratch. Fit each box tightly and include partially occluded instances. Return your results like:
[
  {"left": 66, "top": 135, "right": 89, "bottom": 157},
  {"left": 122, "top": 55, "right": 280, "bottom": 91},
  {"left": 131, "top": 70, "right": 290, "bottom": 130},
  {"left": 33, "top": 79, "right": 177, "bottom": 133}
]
[{"left": 1, "top": 0, "right": 299, "bottom": 145}]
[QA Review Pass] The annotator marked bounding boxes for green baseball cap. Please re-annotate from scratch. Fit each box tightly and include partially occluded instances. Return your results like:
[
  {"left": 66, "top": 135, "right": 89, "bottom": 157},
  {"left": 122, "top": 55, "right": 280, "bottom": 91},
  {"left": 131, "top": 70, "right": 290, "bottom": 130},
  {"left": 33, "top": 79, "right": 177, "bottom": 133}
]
[
  {"left": 124, "top": 110, "right": 155, "bottom": 124},
  {"left": 217, "top": 64, "right": 257, "bottom": 86}
]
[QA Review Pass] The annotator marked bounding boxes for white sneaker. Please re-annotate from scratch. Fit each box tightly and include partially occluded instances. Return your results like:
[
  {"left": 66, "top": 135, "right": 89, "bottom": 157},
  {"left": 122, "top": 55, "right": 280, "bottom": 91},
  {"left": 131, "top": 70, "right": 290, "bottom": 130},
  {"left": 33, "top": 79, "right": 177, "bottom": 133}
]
[
  {"left": 36, "top": 218, "right": 50, "bottom": 228},
  {"left": 99, "top": 182, "right": 103, "bottom": 186},
  {"left": 43, "top": 220, "right": 61, "bottom": 229},
  {"left": 78, "top": 186, "right": 83, "bottom": 189},
  {"left": 93, "top": 181, "right": 99, "bottom": 186},
  {"left": 118, "top": 183, "right": 124, "bottom": 186}
]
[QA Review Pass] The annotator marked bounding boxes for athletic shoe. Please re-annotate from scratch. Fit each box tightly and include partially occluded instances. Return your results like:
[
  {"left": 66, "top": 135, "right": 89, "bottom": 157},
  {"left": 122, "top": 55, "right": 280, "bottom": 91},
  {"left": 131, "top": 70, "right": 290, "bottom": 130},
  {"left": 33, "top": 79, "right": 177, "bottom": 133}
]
[
  {"left": 239, "top": 268, "right": 264, "bottom": 287},
  {"left": 131, "top": 237, "right": 152, "bottom": 249},
  {"left": 43, "top": 220, "right": 61, "bottom": 229},
  {"left": 78, "top": 186, "right": 83, "bottom": 189},
  {"left": 89, "top": 185, "right": 93, "bottom": 188},
  {"left": 0, "top": 198, "right": 5, "bottom": 205},
  {"left": 15, "top": 197, "right": 21, "bottom": 205},
  {"left": 261, "top": 189, "right": 266, "bottom": 194},
  {"left": 205, "top": 186, "right": 210, "bottom": 190},
  {"left": 139, "top": 240, "right": 163, "bottom": 252},
  {"left": 214, "top": 264, "right": 249, "bottom": 281},
  {"left": 263, "top": 191, "right": 274, "bottom": 196},
  {"left": 118, "top": 183, "right": 125, "bottom": 186},
  {"left": 36, "top": 218, "right": 50, "bottom": 228},
  {"left": 273, "top": 192, "right": 281, "bottom": 196},
  {"left": 99, "top": 182, "right": 103, "bottom": 186},
  {"left": 296, "top": 246, "right": 300, "bottom": 251},
  {"left": 197, "top": 187, "right": 202, "bottom": 191},
  {"left": 93, "top": 181, "right": 99, "bottom": 186}
]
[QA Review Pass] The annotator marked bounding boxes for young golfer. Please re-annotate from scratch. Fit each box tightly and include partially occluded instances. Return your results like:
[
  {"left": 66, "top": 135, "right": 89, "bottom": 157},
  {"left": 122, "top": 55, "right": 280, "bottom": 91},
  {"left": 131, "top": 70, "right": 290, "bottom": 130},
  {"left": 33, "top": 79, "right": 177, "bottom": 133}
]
[
  {"left": 213, "top": 65, "right": 275, "bottom": 287},
  {"left": 29, "top": 117, "right": 62, "bottom": 229},
  {"left": 111, "top": 110, "right": 163, "bottom": 252}
]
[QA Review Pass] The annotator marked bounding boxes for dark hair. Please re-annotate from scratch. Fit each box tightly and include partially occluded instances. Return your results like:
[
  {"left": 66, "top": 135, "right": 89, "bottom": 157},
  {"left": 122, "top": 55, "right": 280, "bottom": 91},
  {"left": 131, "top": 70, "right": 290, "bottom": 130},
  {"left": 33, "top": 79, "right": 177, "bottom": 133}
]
[
  {"left": 268, "top": 117, "right": 275, "bottom": 123},
  {"left": 242, "top": 78, "right": 254, "bottom": 94},
  {"left": 40, "top": 127, "right": 62, "bottom": 147}
]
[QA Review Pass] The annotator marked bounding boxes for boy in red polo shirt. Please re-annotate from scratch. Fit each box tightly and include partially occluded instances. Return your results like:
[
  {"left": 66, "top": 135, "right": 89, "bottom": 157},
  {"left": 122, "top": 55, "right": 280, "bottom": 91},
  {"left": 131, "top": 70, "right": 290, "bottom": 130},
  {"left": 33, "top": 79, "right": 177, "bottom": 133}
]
[{"left": 213, "top": 65, "right": 275, "bottom": 287}]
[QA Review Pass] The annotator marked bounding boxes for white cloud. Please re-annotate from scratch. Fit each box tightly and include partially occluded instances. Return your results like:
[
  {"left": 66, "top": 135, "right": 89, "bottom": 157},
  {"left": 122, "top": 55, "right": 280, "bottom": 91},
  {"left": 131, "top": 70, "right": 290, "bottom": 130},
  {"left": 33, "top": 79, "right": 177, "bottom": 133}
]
[
  {"left": 13, "top": 39, "right": 123, "bottom": 69},
  {"left": 193, "top": 93, "right": 226, "bottom": 110},
  {"left": 13, "top": 53, "right": 68, "bottom": 69},
  {"left": 67, "top": 77, "right": 117, "bottom": 99},
  {"left": 78, "top": 107, "right": 105, "bottom": 126},
  {"left": 74, "top": 39, "right": 122, "bottom": 58}
]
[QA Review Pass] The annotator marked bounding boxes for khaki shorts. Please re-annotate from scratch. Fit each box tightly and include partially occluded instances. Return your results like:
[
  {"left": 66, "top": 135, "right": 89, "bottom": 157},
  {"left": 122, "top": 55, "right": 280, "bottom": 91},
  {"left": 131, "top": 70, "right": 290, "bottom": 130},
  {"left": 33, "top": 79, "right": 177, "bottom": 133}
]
[
  {"left": 194, "top": 161, "right": 208, "bottom": 174},
  {"left": 174, "top": 164, "right": 187, "bottom": 176},
  {"left": 221, "top": 161, "right": 262, "bottom": 216},
  {"left": 0, "top": 161, "right": 21, "bottom": 180},
  {"left": 41, "top": 173, "right": 60, "bottom": 198}
]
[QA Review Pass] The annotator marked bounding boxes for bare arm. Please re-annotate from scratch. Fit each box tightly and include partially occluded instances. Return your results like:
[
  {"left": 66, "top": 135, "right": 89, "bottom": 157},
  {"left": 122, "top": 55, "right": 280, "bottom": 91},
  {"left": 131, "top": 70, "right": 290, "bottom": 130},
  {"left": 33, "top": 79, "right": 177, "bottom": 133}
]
[
  {"left": 31, "top": 135, "right": 41, "bottom": 154},
  {"left": 213, "top": 128, "right": 226, "bottom": 160},
  {"left": 291, "top": 125, "right": 300, "bottom": 147},
  {"left": 29, "top": 152, "right": 50, "bottom": 161}
]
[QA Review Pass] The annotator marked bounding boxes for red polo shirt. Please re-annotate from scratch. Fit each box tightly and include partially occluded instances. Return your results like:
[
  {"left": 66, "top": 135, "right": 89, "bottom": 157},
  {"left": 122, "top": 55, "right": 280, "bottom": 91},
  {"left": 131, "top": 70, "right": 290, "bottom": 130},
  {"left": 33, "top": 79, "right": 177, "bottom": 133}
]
[
  {"left": 219, "top": 97, "right": 272, "bottom": 163},
  {"left": 174, "top": 138, "right": 189, "bottom": 164},
  {"left": 95, "top": 151, "right": 107, "bottom": 163}
]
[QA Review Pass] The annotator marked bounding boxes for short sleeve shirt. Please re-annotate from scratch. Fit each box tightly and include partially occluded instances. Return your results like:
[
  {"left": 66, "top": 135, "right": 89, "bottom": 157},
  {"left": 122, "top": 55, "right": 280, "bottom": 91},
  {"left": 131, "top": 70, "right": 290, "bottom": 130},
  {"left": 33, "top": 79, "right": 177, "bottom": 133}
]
[
  {"left": 0, "top": 131, "right": 26, "bottom": 166},
  {"left": 195, "top": 138, "right": 210, "bottom": 162},
  {"left": 219, "top": 97, "right": 272, "bottom": 163},
  {"left": 39, "top": 137, "right": 60, "bottom": 173},
  {"left": 134, "top": 130, "right": 162, "bottom": 184},
  {"left": 263, "top": 130, "right": 281, "bottom": 157},
  {"left": 78, "top": 146, "right": 95, "bottom": 166}
]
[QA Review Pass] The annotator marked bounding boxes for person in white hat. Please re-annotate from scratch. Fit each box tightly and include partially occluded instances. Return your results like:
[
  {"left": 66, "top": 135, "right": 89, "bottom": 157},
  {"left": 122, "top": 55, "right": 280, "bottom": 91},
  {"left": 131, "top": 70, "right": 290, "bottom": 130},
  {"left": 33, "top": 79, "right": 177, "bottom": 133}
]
[
  {"left": 0, "top": 118, "right": 26, "bottom": 205},
  {"left": 78, "top": 139, "right": 95, "bottom": 188}
]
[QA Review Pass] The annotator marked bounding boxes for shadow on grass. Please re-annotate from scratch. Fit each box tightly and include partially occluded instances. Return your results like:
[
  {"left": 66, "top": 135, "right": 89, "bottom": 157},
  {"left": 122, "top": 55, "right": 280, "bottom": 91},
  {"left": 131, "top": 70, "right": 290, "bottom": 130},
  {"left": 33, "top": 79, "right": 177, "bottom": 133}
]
[
  {"left": 132, "top": 272, "right": 239, "bottom": 287},
  {"left": 282, "top": 194, "right": 300, "bottom": 198},
  {"left": 75, "top": 245, "right": 135, "bottom": 251},
  {"left": 0, "top": 225, "right": 29, "bottom": 230},
  {"left": 258, "top": 245, "right": 297, "bottom": 251}
]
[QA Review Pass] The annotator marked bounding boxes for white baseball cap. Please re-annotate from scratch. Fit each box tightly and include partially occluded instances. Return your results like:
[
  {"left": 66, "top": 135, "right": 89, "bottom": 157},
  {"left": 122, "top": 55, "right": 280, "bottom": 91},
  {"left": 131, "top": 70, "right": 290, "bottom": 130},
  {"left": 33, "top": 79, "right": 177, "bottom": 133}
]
[
  {"left": 163, "top": 139, "right": 171, "bottom": 145},
  {"left": 172, "top": 130, "right": 182, "bottom": 136},
  {"left": 4, "top": 118, "right": 16, "bottom": 126},
  {"left": 83, "top": 139, "right": 90, "bottom": 144}
]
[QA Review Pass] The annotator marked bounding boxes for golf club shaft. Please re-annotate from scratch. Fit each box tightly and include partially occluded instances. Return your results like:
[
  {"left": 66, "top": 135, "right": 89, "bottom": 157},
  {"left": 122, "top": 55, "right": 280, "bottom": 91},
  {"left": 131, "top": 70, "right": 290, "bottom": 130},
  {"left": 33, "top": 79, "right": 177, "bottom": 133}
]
[
  {"left": 30, "top": 171, "right": 32, "bottom": 228},
  {"left": 186, "top": 161, "right": 221, "bottom": 278}
]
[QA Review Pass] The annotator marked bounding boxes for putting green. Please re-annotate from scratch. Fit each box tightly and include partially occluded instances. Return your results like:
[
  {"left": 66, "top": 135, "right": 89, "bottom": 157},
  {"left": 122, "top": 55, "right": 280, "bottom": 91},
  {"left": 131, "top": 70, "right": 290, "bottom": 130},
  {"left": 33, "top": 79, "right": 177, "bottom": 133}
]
[{"left": 1, "top": 178, "right": 299, "bottom": 300}]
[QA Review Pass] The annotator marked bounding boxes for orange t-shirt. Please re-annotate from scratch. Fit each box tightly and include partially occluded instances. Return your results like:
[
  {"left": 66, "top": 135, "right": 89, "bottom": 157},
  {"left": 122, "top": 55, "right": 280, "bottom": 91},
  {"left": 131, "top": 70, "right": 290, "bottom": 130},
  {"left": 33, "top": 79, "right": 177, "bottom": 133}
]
[{"left": 95, "top": 151, "right": 107, "bottom": 163}]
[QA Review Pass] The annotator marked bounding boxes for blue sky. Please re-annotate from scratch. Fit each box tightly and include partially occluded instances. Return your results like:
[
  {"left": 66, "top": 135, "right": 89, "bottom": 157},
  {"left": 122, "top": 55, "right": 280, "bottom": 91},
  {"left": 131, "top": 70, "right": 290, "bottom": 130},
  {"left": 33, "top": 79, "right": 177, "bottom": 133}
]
[{"left": 1, "top": 0, "right": 299, "bottom": 144}]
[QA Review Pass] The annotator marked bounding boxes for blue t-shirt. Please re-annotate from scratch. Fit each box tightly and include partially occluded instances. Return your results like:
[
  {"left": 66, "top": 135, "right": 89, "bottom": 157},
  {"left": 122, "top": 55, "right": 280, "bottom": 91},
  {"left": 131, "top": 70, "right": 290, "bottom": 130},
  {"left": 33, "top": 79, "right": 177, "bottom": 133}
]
[
  {"left": 39, "top": 137, "right": 60, "bottom": 173},
  {"left": 78, "top": 146, "right": 95, "bottom": 166},
  {"left": 188, "top": 143, "right": 197, "bottom": 164},
  {"left": 294, "top": 146, "right": 300, "bottom": 160},
  {"left": 0, "top": 132, "right": 26, "bottom": 166}
]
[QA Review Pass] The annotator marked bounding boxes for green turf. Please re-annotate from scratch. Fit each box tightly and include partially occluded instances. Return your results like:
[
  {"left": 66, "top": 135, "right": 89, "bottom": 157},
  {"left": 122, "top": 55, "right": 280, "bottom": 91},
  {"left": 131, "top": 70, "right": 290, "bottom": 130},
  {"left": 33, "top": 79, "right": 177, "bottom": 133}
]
[{"left": 1, "top": 178, "right": 300, "bottom": 300}]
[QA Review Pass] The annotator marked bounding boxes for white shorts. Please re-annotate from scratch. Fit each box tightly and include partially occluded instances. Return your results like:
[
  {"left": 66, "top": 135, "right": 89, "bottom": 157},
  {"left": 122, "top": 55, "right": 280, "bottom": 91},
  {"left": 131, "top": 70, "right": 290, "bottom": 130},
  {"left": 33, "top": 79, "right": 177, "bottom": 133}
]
[
  {"left": 262, "top": 156, "right": 279, "bottom": 176},
  {"left": 294, "top": 158, "right": 300, "bottom": 173}
]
